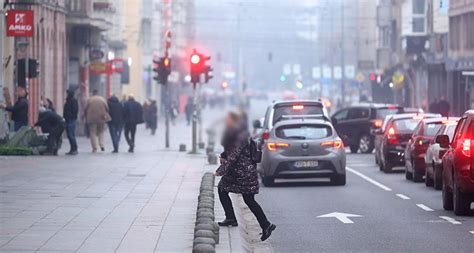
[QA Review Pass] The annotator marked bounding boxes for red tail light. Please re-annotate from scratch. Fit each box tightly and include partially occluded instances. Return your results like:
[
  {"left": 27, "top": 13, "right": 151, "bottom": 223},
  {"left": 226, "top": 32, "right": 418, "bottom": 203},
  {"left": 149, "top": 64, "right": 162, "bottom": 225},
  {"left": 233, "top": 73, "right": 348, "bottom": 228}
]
[
  {"left": 387, "top": 127, "right": 400, "bottom": 145},
  {"left": 321, "top": 140, "right": 344, "bottom": 149},
  {"left": 462, "top": 139, "right": 471, "bottom": 157},
  {"left": 267, "top": 142, "right": 289, "bottom": 151},
  {"left": 262, "top": 131, "right": 270, "bottom": 140},
  {"left": 371, "top": 119, "right": 383, "bottom": 129}
]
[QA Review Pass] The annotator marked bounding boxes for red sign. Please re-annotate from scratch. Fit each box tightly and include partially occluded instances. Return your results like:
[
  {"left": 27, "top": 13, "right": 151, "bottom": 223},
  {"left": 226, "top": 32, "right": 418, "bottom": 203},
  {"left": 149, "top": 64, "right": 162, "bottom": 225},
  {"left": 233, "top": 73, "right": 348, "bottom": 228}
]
[{"left": 6, "top": 10, "right": 34, "bottom": 37}]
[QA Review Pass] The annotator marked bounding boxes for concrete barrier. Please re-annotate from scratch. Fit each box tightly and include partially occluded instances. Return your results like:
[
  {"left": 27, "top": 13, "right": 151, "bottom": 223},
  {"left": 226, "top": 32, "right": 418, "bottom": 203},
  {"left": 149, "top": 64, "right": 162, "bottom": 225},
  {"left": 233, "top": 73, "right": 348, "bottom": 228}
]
[{"left": 193, "top": 172, "right": 219, "bottom": 253}]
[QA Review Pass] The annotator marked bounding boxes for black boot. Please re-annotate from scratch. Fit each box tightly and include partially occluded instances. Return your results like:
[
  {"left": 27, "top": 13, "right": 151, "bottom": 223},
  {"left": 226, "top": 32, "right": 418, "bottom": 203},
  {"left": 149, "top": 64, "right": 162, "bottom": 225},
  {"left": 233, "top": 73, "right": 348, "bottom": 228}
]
[
  {"left": 218, "top": 219, "right": 238, "bottom": 227},
  {"left": 261, "top": 223, "right": 276, "bottom": 241}
]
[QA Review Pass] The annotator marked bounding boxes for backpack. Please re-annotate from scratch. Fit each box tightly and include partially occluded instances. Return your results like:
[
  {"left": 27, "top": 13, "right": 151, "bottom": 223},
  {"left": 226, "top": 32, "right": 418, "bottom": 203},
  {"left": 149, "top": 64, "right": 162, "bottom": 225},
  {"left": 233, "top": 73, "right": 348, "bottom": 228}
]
[{"left": 248, "top": 137, "right": 262, "bottom": 164}]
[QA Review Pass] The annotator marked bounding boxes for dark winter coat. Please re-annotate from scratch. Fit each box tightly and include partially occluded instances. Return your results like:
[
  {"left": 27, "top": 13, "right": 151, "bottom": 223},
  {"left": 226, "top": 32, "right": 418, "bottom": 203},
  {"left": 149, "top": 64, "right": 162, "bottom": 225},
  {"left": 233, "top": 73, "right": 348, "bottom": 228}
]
[
  {"left": 147, "top": 102, "right": 158, "bottom": 130},
  {"left": 217, "top": 126, "right": 259, "bottom": 194},
  {"left": 63, "top": 93, "right": 79, "bottom": 122},
  {"left": 107, "top": 96, "right": 124, "bottom": 126},
  {"left": 35, "top": 111, "right": 64, "bottom": 133},
  {"left": 123, "top": 99, "right": 144, "bottom": 125},
  {"left": 6, "top": 96, "right": 28, "bottom": 125}
]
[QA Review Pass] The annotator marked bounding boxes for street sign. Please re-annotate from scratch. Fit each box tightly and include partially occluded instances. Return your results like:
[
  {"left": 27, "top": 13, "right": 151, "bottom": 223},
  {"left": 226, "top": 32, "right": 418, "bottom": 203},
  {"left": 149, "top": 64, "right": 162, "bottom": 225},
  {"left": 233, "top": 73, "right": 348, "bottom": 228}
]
[
  {"left": 312, "top": 67, "right": 321, "bottom": 79},
  {"left": 345, "top": 65, "right": 355, "bottom": 79},
  {"left": 6, "top": 10, "right": 34, "bottom": 37},
  {"left": 323, "top": 66, "right": 332, "bottom": 79},
  {"left": 89, "top": 62, "right": 108, "bottom": 75},
  {"left": 334, "top": 66, "right": 342, "bottom": 80},
  {"left": 356, "top": 72, "right": 365, "bottom": 83},
  {"left": 317, "top": 212, "right": 363, "bottom": 224}
]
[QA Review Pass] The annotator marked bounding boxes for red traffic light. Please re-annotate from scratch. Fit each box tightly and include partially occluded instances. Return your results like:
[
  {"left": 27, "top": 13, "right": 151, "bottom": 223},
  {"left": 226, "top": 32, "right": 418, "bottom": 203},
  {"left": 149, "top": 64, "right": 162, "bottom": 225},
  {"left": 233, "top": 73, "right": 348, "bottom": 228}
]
[
  {"left": 369, "top": 73, "right": 377, "bottom": 82},
  {"left": 191, "top": 54, "right": 201, "bottom": 65}
]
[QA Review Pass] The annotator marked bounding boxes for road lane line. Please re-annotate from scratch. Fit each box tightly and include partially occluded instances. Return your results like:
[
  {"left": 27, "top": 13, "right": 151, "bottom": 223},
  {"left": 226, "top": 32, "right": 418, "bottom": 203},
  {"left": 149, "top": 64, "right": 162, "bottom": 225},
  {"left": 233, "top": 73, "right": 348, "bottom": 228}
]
[
  {"left": 469, "top": 231, "right": 474, "bottom": 234},
  {"left": 439, "top": 216, "right": 462, "bottom": 225},
  {"left": 416, "top": 204, "right": 434, "bottom": 211},
  {"left": 396, "top": 194, "right": 410, "bottom": 200},
  {"left": 346, "top": 167, "right": 392, "bottom": 191}
]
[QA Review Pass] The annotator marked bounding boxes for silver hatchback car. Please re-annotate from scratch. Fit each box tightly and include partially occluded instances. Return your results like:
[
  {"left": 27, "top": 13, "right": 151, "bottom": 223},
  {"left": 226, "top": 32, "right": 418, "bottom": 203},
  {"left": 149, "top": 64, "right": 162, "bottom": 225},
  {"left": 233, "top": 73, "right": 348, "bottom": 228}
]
[{"left": 258, "top": 116, "right": 346, "bottom": 186}]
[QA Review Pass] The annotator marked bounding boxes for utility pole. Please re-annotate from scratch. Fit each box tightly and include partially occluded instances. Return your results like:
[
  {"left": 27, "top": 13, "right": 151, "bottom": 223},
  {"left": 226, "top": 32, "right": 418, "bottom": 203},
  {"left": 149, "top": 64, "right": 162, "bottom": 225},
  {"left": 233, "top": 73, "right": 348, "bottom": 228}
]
[{"left": 0, "top": 2, "right": 6, "bottom": 138}]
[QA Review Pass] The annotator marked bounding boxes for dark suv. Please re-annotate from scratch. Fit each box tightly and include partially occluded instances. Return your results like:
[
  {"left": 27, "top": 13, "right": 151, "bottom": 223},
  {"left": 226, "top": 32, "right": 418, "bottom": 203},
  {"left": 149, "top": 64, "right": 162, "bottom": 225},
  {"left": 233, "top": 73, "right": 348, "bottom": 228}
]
[
  {"left": 439, "top": 110, "right": 474, "bottom": 215},
  {"left": 331, "top": 104, "right": 404, "bottom": 153}
]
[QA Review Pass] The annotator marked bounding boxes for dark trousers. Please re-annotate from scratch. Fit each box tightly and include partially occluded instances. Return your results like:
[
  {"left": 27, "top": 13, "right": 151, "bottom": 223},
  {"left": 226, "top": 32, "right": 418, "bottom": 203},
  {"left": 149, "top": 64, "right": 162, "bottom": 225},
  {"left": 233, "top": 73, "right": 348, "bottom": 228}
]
[
  {"left": 46, "top": 125, "right": 64, "bottom": 155},
  {"left": 13, "top": 121, "right": 27, "bottom": 131},
  {"left": 218, "top": 189, "right": 269, "bottom": 230},
  {"left": 108, "top": 123, "right": 122, "bottom": 152},
  {"left": 124, "top": 123, "right": 137, "bottom": 150},
  {"left": 65, "top": 120, "right": 78, "bottom": 152}
]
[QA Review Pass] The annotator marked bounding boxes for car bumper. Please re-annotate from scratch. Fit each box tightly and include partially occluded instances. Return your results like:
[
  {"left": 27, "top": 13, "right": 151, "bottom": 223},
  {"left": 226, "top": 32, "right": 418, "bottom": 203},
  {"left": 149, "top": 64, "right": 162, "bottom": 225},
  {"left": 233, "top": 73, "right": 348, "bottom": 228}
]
[
  {"left": 457, "top": 166, "right": 474, "bottom": 194},
  {"left": 260, "top": 150, "right": 346, "bottom": 179},
  {"left": 413, "top": 155, "right": 427, "bottom": 173},
  {"left": 384, "top": 147, "right": 405, "bottom": 166}
]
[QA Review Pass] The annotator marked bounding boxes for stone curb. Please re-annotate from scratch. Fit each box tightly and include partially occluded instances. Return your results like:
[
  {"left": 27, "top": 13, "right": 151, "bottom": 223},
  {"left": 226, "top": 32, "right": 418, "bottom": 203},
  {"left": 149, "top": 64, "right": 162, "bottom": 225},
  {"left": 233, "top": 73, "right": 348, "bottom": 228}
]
[{"left": 193, "top": 172, "right": 219, "bottom": 253}]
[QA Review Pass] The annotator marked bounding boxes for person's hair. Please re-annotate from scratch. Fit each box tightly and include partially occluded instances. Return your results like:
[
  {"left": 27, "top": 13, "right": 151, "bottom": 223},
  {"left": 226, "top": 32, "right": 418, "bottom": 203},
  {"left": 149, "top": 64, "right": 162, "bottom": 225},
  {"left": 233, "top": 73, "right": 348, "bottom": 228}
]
[
  {"left": 227, "top": 111, "right": 241, "bottom": 124},
  {"left": 92, "top": 89, "right": 98, "bottom": 95}
]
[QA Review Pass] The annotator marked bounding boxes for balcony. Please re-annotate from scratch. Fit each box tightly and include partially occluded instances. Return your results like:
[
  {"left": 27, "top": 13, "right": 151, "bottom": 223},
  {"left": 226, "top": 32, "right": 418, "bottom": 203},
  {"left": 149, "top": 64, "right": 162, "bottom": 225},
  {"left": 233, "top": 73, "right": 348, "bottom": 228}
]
[{"left": 66, "top": 0, "right": 114, "bottom": 31}]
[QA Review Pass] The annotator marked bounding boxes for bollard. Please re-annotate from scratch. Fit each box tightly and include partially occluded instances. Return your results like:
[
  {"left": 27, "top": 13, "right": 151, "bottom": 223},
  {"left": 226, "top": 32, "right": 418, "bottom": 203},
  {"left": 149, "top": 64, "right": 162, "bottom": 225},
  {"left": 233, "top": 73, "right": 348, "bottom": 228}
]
[
  {"left": 199, "top": 142, "right": 206, "bottom": 149},
  {"left": 192, "top": 243, "right": 215, "bottom": 253},
  {"left": 208, "top": 153, "right": 218, "bottom": 165},
  {"left": 179, "top": 144, "right": 186, "bottom": 152},
  {"left": 193, "top": 237, "right": 216, "bottom": 246}
]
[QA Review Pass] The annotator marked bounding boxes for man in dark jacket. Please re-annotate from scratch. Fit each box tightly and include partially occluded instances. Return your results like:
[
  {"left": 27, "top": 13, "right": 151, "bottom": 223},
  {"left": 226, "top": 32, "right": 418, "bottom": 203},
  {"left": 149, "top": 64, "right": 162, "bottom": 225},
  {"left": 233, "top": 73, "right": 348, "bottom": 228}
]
[
  {"left": 438, "top": 96, "right": 451, "bottom": 117},
  {"left": 63, "top": 89, "right": 79, "bottom": 155},
  {"left": 123, "top": 95, "right": 144, "bottom": 153},
  {"left": 0, "top": 87, "right": 28, "bottom": 131},
  {"left": 35, "top": 109, "right": 65, "bottom": 155},
  {"left": 107, "top": 95, "right": 124, "bottom": 153}
]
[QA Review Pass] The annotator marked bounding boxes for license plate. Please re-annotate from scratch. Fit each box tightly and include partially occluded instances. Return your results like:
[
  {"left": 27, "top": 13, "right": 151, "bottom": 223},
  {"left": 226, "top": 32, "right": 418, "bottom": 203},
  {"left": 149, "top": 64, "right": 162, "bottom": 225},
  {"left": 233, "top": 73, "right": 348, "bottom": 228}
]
[{"left": 294, "top": 161, "right": 319, "bottom": 168}]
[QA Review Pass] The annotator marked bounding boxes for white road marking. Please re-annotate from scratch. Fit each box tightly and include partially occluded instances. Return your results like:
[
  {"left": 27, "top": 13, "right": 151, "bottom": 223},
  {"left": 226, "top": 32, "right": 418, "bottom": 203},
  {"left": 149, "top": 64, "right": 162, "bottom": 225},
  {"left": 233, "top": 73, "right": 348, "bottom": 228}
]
[
  {"left": 317, "top": 212, "right": 363, "bottom": 224},
  {"left": 439, "top": 216, "right": 462, "bottom": 225},
  {"left": 416, "top": 204, "right": 434, "bottom": 211},
  {"left": 396, "top": 194, "right": 410, "bottom": 200},
  {"left": 469, "top": 231, "right": 474, "bottom": 234},
  {"left": 346, "top": 167, "right": 392, "bottom": 191}
]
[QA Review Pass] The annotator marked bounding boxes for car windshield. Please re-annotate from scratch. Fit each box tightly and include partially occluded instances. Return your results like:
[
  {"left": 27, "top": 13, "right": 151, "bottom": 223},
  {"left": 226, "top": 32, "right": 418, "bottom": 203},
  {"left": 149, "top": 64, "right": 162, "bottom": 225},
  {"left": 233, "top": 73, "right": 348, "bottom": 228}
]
[
  {"left": 446, "top": 125, "right": 456, "bottom": 140},
  {"left": 393, "top": 118, "right": 421, "bottom": 133},
  {"left": 273, "top": 105, "right": 324, "bottom": 124},
  {"left": 376, "top": 108, "right": 401, "bottom": 119},
  {"left": 276, "top": 124, "right": 331, "bottom": 140},
  {"left": 426, "top": 122, "right": 443, "bottom": 136}
]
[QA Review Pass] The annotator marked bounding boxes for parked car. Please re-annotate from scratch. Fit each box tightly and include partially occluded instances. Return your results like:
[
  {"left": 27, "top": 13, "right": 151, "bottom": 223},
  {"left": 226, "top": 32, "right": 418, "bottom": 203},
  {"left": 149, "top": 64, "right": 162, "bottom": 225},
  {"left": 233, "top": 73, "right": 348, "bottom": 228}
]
[
  {"left": 374, "top": 113, "right": 440, "bottom": 173},
  {"left": 258, "top": 116, "right": 346, "bottom": 186},
  {"left": 331, "top": 104, "right": 404, "bottom": 153},
  {"left": 405, "top": 117, "right": 450, "bottom": 182},
  {"left": 439, "top": 110, "right": 474, "bottom": 215},
  {"left": 255, "top": 100, "right": 329, "bottom": 140},
  {"left": 424, "top": 119, "right": 459, "bottom": 189}
]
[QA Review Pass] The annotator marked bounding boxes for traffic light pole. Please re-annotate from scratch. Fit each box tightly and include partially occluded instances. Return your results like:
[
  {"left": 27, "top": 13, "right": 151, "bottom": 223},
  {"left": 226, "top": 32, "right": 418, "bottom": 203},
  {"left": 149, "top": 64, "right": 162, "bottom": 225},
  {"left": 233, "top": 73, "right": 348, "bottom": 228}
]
[
  {"left": 191, "top": 82, "right": 198, "bottom": 154},
  {"left": 165, "top": 84, "right": 170, "bottom": 148}
]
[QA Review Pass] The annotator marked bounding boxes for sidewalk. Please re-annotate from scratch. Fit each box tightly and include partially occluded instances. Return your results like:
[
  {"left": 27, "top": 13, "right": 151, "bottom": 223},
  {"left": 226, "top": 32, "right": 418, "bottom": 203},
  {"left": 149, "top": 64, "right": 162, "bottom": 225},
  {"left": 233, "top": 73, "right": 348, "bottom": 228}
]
[{"left": 0, "top": 112, "right": 222, "bottom": 252}]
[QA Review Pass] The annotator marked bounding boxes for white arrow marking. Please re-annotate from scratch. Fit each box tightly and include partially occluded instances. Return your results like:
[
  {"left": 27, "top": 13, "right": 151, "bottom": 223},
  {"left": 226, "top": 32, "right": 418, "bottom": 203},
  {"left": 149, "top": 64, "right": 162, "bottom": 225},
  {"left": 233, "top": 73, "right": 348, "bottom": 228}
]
[
  {"left": 396, "top": 193, "right": 411, "bottom": 200},
  {"left": 440, "top": 216, "right": 462, "bottom": 225},
  {"left": 416, "top": 204, "right": 434, "bottom": 211},
  {"left": 317, "top": 212, "right": 363, "bottom": 224}
]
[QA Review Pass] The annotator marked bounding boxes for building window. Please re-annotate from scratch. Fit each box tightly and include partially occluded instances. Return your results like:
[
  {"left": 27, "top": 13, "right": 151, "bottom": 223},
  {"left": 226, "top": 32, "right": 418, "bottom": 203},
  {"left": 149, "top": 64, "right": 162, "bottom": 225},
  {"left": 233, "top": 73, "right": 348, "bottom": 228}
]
[
  {"left": 412, "top": 17, "right": 425, "bottom": 33},
  {"left": 413, "top": 0, "right": 426, "bottom": 14}
]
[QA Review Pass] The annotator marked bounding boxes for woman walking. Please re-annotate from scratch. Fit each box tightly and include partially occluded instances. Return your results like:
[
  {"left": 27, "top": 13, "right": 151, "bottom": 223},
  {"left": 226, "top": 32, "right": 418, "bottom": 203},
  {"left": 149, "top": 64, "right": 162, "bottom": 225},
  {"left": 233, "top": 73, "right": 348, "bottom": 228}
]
[{"left": 216, "top": 112, "right": 276, "bottom": 241}]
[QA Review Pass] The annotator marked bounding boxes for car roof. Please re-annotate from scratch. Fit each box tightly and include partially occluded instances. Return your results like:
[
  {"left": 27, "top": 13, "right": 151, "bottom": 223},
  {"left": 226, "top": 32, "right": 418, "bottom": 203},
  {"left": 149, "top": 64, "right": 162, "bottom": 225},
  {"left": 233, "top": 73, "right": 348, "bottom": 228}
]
[
  {"left": 422, "top": 117, "right": 460, "bottom": 124},
  {"left": 272, "top": 100, "right": 324, "bottom": 107},
  {"left": 272, "top": 118, "right": 333, "bottom": 128},
  {"left": 348, "top": 103, "right": 401, "bottom": 109},
  {"left": 388, "top": 113, "right": 441, "bottom": 120},
  {"left": 463, "top": 110, "right": 474, "bottom": 117}
]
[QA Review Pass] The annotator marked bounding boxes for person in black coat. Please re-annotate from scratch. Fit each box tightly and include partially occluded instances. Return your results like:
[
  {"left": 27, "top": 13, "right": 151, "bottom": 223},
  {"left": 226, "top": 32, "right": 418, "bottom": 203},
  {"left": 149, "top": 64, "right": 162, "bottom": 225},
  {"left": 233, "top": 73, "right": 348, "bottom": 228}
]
[
  {"left": 438, "top": 96, "right": 451, "bottom": 117},
  {"left": 123, "top": 95, "right": 144, "bottom": 153},
  {"left": 148, "top": 100, "right": 158, "bottom": 135},
  {"left": 107, "top": 95, "right": 124, "bottom": 153},
  {"left": 63, "top": 90, "right": 79, "bottom": 155},
  {"left": 35, "top": 108, "right": 65, "bottom": 155},
  {"left": 216, "top": 112, "right": 276, "bottom": 241},
  {"left": 0, "top": 87, "right": 28, "bottom": 131}
]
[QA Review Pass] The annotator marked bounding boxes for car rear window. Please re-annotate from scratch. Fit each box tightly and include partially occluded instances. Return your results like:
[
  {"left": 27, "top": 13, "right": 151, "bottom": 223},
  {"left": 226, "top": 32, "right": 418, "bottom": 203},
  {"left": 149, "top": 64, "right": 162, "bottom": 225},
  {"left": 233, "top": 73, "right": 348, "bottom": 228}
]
[
  {"left": 446, "top": 125, "right": 456, "bottom": 140},
  {"left": 273, "top": 105, "right": 324, "bottom": 124},
  {"left": 426, "top": 122, "right": 443, "bottom": 136},
  {"left": 393, "top": 118, "right": 421, "bottom": 133},
  {"left": 276, "top": 124, "right": 332, "bottom": 140},
  {"left": 376, "top": 108, "right": 401, "bottom": 119}
]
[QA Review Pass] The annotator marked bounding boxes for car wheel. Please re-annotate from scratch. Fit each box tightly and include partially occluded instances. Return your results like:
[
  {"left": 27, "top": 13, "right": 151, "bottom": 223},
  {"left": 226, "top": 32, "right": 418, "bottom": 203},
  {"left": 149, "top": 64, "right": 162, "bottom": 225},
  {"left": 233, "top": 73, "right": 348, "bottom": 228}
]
[
  {"left": 433, "top": 163, "right": 442, "bottom": 190},
  {"left": 453, "top": 179, "right": 470, "bottom": 216},
  {"left": 331, "top": 174, "right": 346, "bottom": 186},
  {"left": 262, "top": 176, "right": 275, "bottom": 187},
  {"left": 425, "top": 167, "right": 434, "bottom": 187},
  {"left": 349, "top": 145, "right": 359, "bottom": 154},
  {"left": 412, "top": 162, "right": 423, "bottom": 183},
  {"left": 359, "top": 134, "right": 374, "bottom": 154},
  {"left": 442, "top": 180, "right": 453, "bottom": 211},
  {"left": 383, "top": 162, "right": 393, "bottom": 173}
]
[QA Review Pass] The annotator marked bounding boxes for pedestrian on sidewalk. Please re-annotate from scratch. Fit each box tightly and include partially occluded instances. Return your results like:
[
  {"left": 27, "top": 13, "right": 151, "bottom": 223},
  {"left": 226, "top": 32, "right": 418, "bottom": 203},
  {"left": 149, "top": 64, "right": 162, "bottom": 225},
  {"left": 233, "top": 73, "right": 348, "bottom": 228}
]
[
  {"left": 148, "top": 99, "right": 158, "bottom": 135},
  {"left": 44, "top": 98, "right": 55, "bottom": 112},
  {"left": 123, "top": 95, "right": 144, "bottom": 153},
  {"left": 84, "top": 90, "right": 111, "bottom": 152},
  {"left": 107, "top": 95, "right": 124, "bottom": 153},
  {"left": 428, "top": 98, "right": 440, "bottom": 114},
  {"left": 0, "top": 86, "right": 28, "bottom": 131},
  {"left": 438, "top": 96, "right": 451, "bottom": 117},
  {"left": 215, "top": 112, "right": 276, "bottom": 242},
  {"left": 35, "top": 107, "right": 65, "bottom": 155},
  {"left": 63, "top": 89, "right": 79, "bottom": 155},
  {"left": 185, "top": 98, "right": 193, "bottom": 126}
]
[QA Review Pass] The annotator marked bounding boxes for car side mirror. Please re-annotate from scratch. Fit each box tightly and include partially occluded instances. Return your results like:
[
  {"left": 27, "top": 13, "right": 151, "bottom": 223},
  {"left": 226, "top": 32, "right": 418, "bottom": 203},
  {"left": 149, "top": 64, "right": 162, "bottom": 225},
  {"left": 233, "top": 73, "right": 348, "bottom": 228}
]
[
  {"left": 436, "top": 135, "right": 450, "bottom": 149},
  {"left": 252, "top": 119, "right": 262, "bottom": 129}
]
